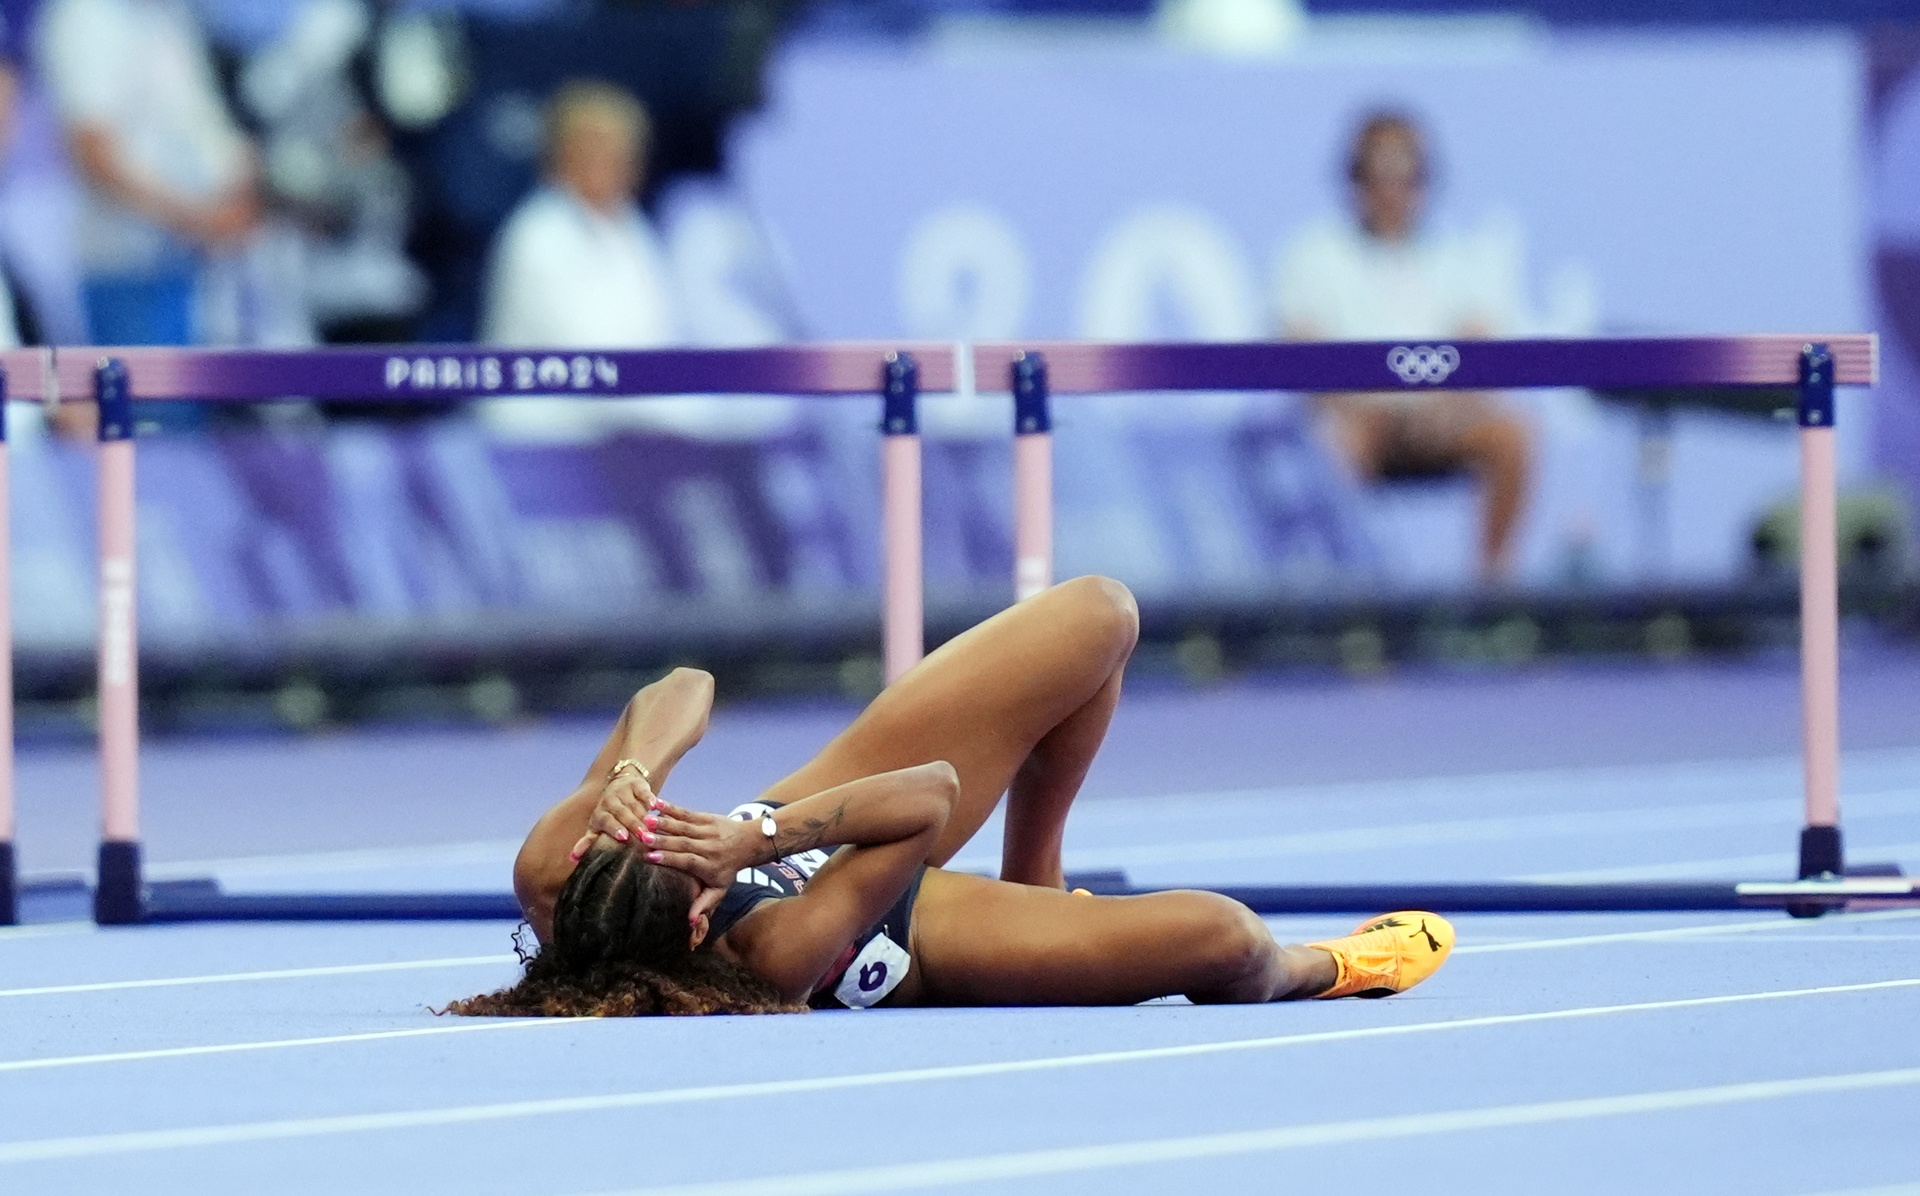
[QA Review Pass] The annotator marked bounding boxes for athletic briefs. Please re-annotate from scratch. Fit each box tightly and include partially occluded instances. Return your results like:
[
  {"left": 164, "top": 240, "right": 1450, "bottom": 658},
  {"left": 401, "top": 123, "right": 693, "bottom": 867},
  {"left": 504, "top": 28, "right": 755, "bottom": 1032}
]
[{"left": 704, "top": 800, "right": 923, "bottom": 1009}]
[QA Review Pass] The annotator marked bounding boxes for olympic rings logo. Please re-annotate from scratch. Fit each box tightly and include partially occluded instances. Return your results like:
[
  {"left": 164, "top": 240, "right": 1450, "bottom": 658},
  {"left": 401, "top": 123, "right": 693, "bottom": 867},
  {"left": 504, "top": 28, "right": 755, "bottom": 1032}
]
[{"left": 1387, "top": 345, "right": 1461, "bottom": 385}]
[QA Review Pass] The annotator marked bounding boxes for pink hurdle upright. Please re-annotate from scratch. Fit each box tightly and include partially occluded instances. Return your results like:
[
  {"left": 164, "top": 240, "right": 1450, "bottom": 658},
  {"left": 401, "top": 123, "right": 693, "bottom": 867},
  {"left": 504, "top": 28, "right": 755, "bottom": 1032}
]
[
  {"left": 1795, "top": 346, "right": 1844, "bottom": 883},
  {"left": 1011, "top": 353, "right": 1053, "bottom": 601},
  {"left": 0, "top": 349, "right": 54, "bottom": 925},
  {"left": 0, "top": 368, "right": 12, "bottom": 924},
  {"left": 93, "top": 360, "right": 143, "bottom": 923},
  {"left": 880, "top": 353, "right": 925, "bottom": 683}
]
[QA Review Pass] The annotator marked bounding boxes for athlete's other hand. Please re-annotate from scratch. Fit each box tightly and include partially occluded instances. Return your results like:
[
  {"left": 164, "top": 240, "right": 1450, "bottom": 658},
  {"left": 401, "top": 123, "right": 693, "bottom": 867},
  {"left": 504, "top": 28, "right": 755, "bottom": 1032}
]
[
  {"left": 641, "top": 801, "right": 762, "bottom": 924},
  {"left": 570, "top": 773, "right": 663, "bottom": 861},
  {"left": 642, "top": 801, "right": 756, "bottom": 886}
]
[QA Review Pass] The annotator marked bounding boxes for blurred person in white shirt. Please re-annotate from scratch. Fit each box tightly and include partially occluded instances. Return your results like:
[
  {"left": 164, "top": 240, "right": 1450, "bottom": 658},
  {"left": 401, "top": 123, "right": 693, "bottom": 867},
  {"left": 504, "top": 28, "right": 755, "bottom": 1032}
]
[
  {"left": 1276, "top": 111, "right": 1532, "bottom": 583},
  {"left": 480, "top": 80, "right": 714, "bottom": 441},
  {"left": 36, "top": 0, "right": 309, "bottom": 347}
]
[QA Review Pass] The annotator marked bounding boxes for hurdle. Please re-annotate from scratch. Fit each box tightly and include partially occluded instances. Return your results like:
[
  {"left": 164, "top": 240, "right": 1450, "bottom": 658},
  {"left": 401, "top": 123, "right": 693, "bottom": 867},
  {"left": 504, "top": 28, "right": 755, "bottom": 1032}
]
[
  {"left": 33, "top": 343, "right": 956, "bottom": 923},
  {"left": 0, "top": 350, "right": 51, "bottom": 926},
  {"left": 974, "top": 334, "right": 1912, "bottom": 914},
  {"left": 10, "top": 335, "right": 1913, "bottom": 925}
]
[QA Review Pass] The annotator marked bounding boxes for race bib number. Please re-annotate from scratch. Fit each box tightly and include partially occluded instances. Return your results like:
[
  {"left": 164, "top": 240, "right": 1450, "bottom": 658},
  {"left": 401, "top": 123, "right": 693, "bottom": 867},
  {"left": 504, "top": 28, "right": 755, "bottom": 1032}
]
[{"left": 832, "top": 934, "right": 911, "bottom": 1009}]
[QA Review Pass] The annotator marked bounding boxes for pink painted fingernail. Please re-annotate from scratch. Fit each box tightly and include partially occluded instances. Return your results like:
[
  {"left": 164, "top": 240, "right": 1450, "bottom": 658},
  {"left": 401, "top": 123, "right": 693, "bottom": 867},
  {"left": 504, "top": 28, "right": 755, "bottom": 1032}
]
[
  {"left": 647, "top": 850, "right": 663, "bottom": 862},
  {"left": 614, "top": 829, "right": 629, "bottom": 842},
  {"left": 644, "top": 814, "right": 658, "bottom": 829},
  {"left": 639, "top": 830, "right": 655, "bottom": 845}
]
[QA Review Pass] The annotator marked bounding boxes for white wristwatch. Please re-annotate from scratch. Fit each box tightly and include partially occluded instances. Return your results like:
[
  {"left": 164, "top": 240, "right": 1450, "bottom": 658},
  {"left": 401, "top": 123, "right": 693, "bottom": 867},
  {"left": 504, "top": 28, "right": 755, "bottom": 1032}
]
[{"left": 758, "top": 812, "right": 779, "bottom": 859}]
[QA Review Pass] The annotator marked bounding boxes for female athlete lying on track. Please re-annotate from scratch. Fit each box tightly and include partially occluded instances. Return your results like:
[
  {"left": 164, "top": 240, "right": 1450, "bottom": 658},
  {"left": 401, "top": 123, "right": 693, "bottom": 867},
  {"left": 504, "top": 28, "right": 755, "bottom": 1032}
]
[{"left": 450, "top": 576, "right": 1453, "bottom": 1016}]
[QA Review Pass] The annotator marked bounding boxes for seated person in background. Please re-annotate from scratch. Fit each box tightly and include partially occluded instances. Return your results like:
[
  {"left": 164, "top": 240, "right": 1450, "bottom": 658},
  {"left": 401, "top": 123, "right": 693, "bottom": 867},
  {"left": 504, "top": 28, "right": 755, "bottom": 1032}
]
[
  {"left": 479, "top": 80, "right": 699, "bottom": 441},
  {"left": 1276, "top": 111, "right": 1532, "bottom": 583},
  {"left": 481, "top": 80, "right": 675, "bottom": 349}
]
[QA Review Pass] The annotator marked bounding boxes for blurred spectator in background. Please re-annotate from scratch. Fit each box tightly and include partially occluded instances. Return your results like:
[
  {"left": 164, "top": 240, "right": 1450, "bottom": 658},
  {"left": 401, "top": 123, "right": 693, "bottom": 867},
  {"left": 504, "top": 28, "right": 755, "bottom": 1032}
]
[
  {"left": 1276, "top": 111, "right": 1532, "bottom": 583},
  {"left": 0, "top": 7, "right": 88, "bottom": 350},
  {"left": 482, "top": 80, "right": 674, "bottom": 348},
  {"left": 0, "top": 43, "right": 29, "bottom": 349},
  {"left": 234, "top": 0, "right": 426, "bottom": 344},
  {"left": 35, "top": 0, "right": 310, "bottom": 346},
  {"left": 478, "top": 80, "right": 690, "bottom": 440}
]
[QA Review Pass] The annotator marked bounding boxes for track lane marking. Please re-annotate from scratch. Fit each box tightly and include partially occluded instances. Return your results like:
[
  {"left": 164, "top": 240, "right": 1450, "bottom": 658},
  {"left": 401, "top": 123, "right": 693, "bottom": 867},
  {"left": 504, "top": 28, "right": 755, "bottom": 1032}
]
[
  {"left": 1453, "top": 908, "right": 1920, "bottom": 955},
  {"left": 589, "top": 1067, "right": 1920, "bottom": 1196},
  {"left": 1, "top": 977, "right": 1914, "bottom": 1163},
  {"left": 0, "top": 1018, "right": 585, "bottom": 1074},
  {"left": 6, "top": 925, "right": 1915, "bottom": 1073},
  {"left": 0, "top": 924, "right": 93, "bottom": 943},
  {"left": 1524, "top": 839, "right": 1920, "bottom": 883},
  {"left": 0, "top": 954, "right": 516, "bottom": 998}
]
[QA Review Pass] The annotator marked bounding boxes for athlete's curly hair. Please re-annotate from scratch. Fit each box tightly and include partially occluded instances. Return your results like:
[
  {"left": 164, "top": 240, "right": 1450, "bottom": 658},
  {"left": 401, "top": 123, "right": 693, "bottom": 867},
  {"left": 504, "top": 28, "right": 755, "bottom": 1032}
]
[{"left": 442, "top": 844, "right": 804, "bottom": 1017}]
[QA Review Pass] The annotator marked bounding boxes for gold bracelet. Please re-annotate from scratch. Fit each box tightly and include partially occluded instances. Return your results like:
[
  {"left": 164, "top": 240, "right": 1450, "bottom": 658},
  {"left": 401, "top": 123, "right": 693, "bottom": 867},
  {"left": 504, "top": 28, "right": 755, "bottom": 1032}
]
[{"left": 608, "top": 758, "right": 652, "bottom": 785}]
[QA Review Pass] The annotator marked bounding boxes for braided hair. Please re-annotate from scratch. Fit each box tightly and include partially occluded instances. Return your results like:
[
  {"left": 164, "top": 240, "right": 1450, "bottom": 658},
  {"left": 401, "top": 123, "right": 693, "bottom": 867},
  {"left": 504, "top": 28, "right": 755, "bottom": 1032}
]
[{"left": 442, "top": 844, "right": 803, "bottom": 1017}]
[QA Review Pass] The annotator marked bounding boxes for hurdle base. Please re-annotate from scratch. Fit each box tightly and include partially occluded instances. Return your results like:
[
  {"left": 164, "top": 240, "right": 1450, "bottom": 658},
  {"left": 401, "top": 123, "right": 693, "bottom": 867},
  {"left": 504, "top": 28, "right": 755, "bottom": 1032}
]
[
  {"left": 1792, "top": 825, "right": 1847, "bottom": 919},
  {"left": 94, "top": 840, "right": 143, "bottom": 924},
  {"left": 0, "top": 841, "right": 15, "bottom": 926},
  {"left": 43, "top": 868, "right": 1920, "bottom": 924}
]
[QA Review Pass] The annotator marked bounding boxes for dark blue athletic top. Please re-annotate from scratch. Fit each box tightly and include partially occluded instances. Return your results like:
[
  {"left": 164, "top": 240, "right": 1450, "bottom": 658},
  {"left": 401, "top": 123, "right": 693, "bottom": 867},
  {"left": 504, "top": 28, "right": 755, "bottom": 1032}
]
[{"left": 705, "top": 800, "right": 923, "bottom": 1009}]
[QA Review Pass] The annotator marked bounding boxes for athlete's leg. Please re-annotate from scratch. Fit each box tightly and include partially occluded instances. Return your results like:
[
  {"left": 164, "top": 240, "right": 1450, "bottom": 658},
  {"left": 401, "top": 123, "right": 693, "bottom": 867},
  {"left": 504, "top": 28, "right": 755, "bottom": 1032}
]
[
  {"left": 910, "top": 870, "right": 1336, "bottom": 1005},
  {"left": 1000, "top": 667, "right": 1121, "bottom": 887},
  {"left": 757, "top": 576, "right": 1138, "bottom": 879}
]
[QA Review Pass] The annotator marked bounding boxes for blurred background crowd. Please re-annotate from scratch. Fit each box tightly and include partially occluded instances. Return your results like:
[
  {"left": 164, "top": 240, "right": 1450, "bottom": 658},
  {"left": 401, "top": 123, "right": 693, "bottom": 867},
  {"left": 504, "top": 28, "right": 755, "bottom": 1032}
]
[{"left": 0, "top": 0, "right": 1914, "bottom": 728}]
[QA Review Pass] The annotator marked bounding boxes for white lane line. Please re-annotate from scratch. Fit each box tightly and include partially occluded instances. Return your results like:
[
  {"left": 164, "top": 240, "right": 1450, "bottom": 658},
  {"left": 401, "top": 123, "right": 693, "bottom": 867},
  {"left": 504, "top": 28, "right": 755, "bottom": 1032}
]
[
  {"left": 1652, "top": 933, "right": 1920, "bottom": 944},
  {"left": 1524, "top": 839, "right": 1920, "bottom": 883},
  {"left": 1, "top": 977, "right": 1914, "bottom": 1165},
  {"left": 8, "top": 923, "right": 1912, "bottom": 1074},
  {"left": 595, "top": 1067, "right": 1920, "bottom": 1196},
  {"left": 0, "top": 924, "right": 93, "bottom": 944},
  {"left": 0, "top": 954, "right": 516, "bottom": 998},
  {"left": 1453, "top": 908, "right": 1920, "bottom": 955},
  {"left": 0, "top": 1018, "right": 585, "bottom": 1075}
]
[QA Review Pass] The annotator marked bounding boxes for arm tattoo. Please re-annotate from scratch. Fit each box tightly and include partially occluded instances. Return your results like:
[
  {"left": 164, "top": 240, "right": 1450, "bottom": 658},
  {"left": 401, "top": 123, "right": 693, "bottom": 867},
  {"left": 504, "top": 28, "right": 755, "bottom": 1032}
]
[{"left": 774, "top": 796, "right": 848, "bottom": 856}]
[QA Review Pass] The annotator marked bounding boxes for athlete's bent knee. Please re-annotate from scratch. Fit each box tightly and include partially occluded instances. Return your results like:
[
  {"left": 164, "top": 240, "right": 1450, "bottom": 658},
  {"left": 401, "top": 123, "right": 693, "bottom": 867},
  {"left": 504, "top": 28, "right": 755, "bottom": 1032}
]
[{"left": 1063, "top": 575, "right": 1139, "bottom": 656}]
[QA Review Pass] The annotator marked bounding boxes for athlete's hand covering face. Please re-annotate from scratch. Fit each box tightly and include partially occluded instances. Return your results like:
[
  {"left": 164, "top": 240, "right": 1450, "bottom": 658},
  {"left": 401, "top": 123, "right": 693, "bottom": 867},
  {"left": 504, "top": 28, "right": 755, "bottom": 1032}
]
[
  {"left": 642, "top": 801, "right": 763, "bottom": 927},
  {"left": 570, "top": 773, "right": 663, "bottom": 861}
]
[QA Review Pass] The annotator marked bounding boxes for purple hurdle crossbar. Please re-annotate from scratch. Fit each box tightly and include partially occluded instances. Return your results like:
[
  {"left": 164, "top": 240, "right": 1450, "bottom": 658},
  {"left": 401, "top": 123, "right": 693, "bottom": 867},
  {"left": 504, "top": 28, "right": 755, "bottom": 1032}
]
[
  {"left": 11, "top": 334, "right": 1907, "bottom": 923},
  {"left": 972, "top": 334, "right": 1908, "bottom": 915}
]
